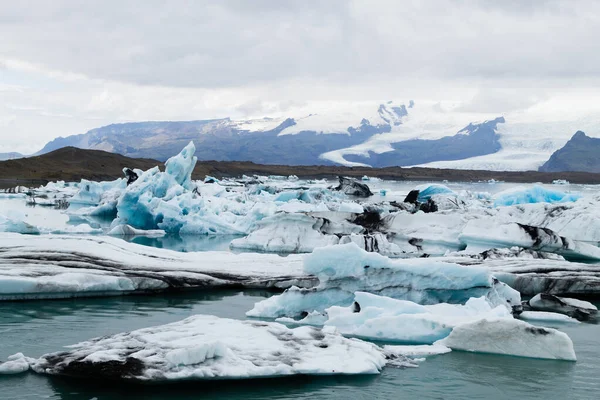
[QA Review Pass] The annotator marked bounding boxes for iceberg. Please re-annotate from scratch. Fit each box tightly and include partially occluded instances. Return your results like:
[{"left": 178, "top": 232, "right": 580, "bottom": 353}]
[
  {"left": 438, "top": 318, "right": 577, "bottom": 361},
  {"left": 414, "top": 184, "right": 455, "bottom": 202},
  {"left": 0, "top": 213, "right": 40, "bottom": 234},
  {"left": 472, "top": 256, "right": 600, "bottom": 297},
  {"left": 493, "top": 185, "right": 581, "bottom": 207},
  {"left": 518, "top": 311, "right": 580, "bottom": 324},
  {"left": 526, "top": 293, "right": 597, "bottom": 321},
  {"left": 0, "top": 353, "right": 33, "bottom": 375},
  {"left": 15, "top": 315, "right": 386, "bottom": 381},
  {"left": 384, "top": 344, "right": 451, "bottom": 358},
  {"left": 229, "top": 213, "right": 342, "bottom": 253},
  {"left": 0, "top": 233, "right": 313, "bottom": 300},
  {"left": 322, "top": 292, "right": 512, "bottom": 343},
  {"left": 247, "top": 243, "right": 521, "bottom": 319},
  {"left": 334, "top": 177, "right": 373, "bottom": 197},
  {"left": 107, "top": 224, "right": 166, "bottom": 237},
  {"left": 460, "top": 221, "right": 600, "bottom": 261},
  {"left": 164, "top": 141, "right": 197, "bottom": 190}
]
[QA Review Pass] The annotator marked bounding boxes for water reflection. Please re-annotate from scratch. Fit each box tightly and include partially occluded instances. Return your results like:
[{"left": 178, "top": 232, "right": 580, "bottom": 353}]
[{"left": 47, "top": 373, "right": 380, "bottom": 400}]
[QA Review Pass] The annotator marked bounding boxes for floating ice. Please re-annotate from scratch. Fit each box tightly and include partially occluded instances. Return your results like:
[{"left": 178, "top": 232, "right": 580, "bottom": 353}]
[
  {"left": 414, "top": 184, "right": 455, "bottom": 202},
  {"left": 460, "top": 221, "right": 600, "bottom": 261},
  {"left": 518, "top": 311, "right": 580, "bottom": 324},
  {"left": 493, "top": 185, "right": 581, "bottom": 207},
  {"left": 18, "top": 315, "right": 386, "bottom": 381},
  {"left": 0, "top": 233, "right": 311, "bottom": 300},
  {"left": 438, "top": 318, "right": 577, "bottom": 361},
  {"left": 527, "top": 293, "right": 597, "bottom": 321},
  {"left": 323, "top": 292, "right": 512, "bottom": 343},
  {"left": 384, "top": 344, "right": 451, "bottom": 358},
  {"left": 0, "top": 213, "right": 40, "bottom": 234},
  {"left": 107, "top": 224, "right": 166, "bottom": 237},
  {"left": 230, "top": 214, "right": 342, "bottom": 253},
  {"left": 164, "top": 141, "right": 197, "bottom": 190},
  {"left": 247, "top": 243, "right": 521, "bottom": 319},
  {"left": 0, "top": 353, "right": 33, "bottom": 375}
]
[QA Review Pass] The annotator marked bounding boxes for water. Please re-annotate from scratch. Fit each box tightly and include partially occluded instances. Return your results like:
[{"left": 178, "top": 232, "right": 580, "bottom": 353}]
[
  {"left": 1, "top": 180, "right": 600, "bottom": 399},
  {"left": 0, "top": 292, "right": 599, "bottom": 399}
]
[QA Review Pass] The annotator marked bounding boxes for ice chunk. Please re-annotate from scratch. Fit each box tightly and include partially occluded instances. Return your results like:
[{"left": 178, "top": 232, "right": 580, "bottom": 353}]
[
  {"left": 478, "top": 256, "right": 600, "bottom": 297},
  {"left": 438, "top": 318, "right": 577, "bottom": 361},
  {"left": 527, "top": 293, "right": 597, "bottom": 321},
  {"left": 27, "top": 315, "right": 386, "bottom": 381},
  {"left": 107, "top": 224, "right": 166, "bottom": 237},
  {"left": 230, "top": 214, "right": 341, "bottom": 253},
  {"left": 247, "top": 244, "right": 520, "bottom": 318},
  {"left": 387, "top": 213, "right": 467, "bottom": 255},
  {"left": 164, "top": 141, "right": 197, "bottom": 190},
  {"left": 0, "top": 353, "right": 32, "bottom": 374},
  {"left": 414, "top": 184, "right": 455, "bottom": 202},
  {"left": 384, "top": 344, "right": 451, "bottom": 358},
  {"left": 337, "top": 202, "right": 364, "bottom": 213},
  {"left": 518, "top": 311, "right": 580, "bottom": 324},
  {"left": 493, "top": 185, "right": 581, "bottom": 207},
  {"left": 335, "top": 177, "right": 373, "bottom": 197},
  {"left": 0, "top": 213, "right": 40, "bottom": 234},
  {"left": 338, "top": 233, "right": 408, "bottom": 258},
  {"left": 323, "top": 293, "right": 512, "bottom": 343},
  {"left": 460, "top": 221, "right": 600, "bottom": 261},
  {"left": 0, "top": 233, "right": 311, "bottom": 301}
]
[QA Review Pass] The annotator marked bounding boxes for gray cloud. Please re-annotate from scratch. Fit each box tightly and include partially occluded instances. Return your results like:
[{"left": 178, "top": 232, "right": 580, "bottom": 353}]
[
  {"left": 1, "top": 0, "right": 600, "bottom": 153},
  {"left": 2, "top": 0, "right": 600, "bottom": 88}
]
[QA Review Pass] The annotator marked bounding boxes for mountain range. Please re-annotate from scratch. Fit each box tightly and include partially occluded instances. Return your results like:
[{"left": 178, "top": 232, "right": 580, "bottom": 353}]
[{"left": 17, "top": 101, "right": 600, "bottom": 173}]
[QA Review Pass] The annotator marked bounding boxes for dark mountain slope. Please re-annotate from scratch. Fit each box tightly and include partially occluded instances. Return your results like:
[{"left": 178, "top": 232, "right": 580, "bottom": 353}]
[
  {"left": 3, "top": 147, "right": 600, "bottom": 186},
  {"left": 539, "top": 131, "right": 600, "bottom": 173},
  {"left": 0, "top": 147, "right": 160, "bottom": 181}
]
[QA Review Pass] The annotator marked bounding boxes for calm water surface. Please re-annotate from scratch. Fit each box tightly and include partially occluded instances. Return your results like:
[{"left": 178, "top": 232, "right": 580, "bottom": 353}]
[{"left": 0, "top": 292, "right": 598, "bottom": 400}]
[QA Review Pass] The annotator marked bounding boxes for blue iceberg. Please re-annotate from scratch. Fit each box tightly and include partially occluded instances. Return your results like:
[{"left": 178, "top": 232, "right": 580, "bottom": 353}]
[{"left": 494, "top": 185, "right": 581, "bottom": 207}]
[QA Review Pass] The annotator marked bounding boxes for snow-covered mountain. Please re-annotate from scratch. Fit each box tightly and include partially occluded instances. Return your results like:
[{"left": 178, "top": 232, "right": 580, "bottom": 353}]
[{"left": 35, "top": 100, "right": 600, "bottom": 171}]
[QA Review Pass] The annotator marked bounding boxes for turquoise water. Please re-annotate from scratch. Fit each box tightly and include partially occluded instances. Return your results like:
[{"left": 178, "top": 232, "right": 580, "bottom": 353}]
[{"left": 0, "top": 291, "right": 599, "bottom": 400}]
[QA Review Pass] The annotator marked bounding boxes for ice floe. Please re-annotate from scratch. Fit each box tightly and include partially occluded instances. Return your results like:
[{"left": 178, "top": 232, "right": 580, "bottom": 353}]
[
  {"left": 438, "top": 318, "right": 577, "bottom": 361},
  {"left": 321, "top": 292, "right": 512, "bottom": 343},
  {"left": 247, "top": 243, "right": 521, "bottom": 319},
  {"left": 493, "top": 185, "right": 581, "bottom": 207},
  {"left": 0, "top": 233, "right": 311, "bottom": 300},
  {"left": 3, "top": 315, "right": 387, "bottom": 381}
]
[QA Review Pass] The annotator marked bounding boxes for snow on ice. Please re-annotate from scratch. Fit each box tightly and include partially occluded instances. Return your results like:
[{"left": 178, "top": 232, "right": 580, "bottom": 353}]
[{"left": 4, "top": 315, "right": 386, "bottom": 381}]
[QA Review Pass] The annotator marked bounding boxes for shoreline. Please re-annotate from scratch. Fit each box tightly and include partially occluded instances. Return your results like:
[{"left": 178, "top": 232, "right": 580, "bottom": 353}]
[{"left": 2, "top": 147, "right": 600, "bottom": 187}]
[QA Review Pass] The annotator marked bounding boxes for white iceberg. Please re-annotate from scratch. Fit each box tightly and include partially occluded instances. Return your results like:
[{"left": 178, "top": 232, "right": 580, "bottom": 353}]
[
  {"left": 460, "top": 221, "right": 600, "bottom": 261},
  {"left": 322, "top": 292, "right": 512, "bottom": 343},
  {"left": 19, "top": 315, "right": 386, "bottom": 381},
  {"left": 0, "top": 353, "right": 33, "bottom": 375},
  {"left": 0, "top": 233, "right": 311, "bottom": 300},
  {"left": 438, "top": 318, "right": 577, "bottom": 361},
  {"left": 107, "top": 224, "right": 166, "bottom": 237}
]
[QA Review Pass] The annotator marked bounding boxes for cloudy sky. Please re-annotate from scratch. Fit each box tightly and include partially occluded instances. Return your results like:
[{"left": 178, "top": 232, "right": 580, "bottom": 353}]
[{"left": 1, "top": 0, "right": 600, "bottom": 153}]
